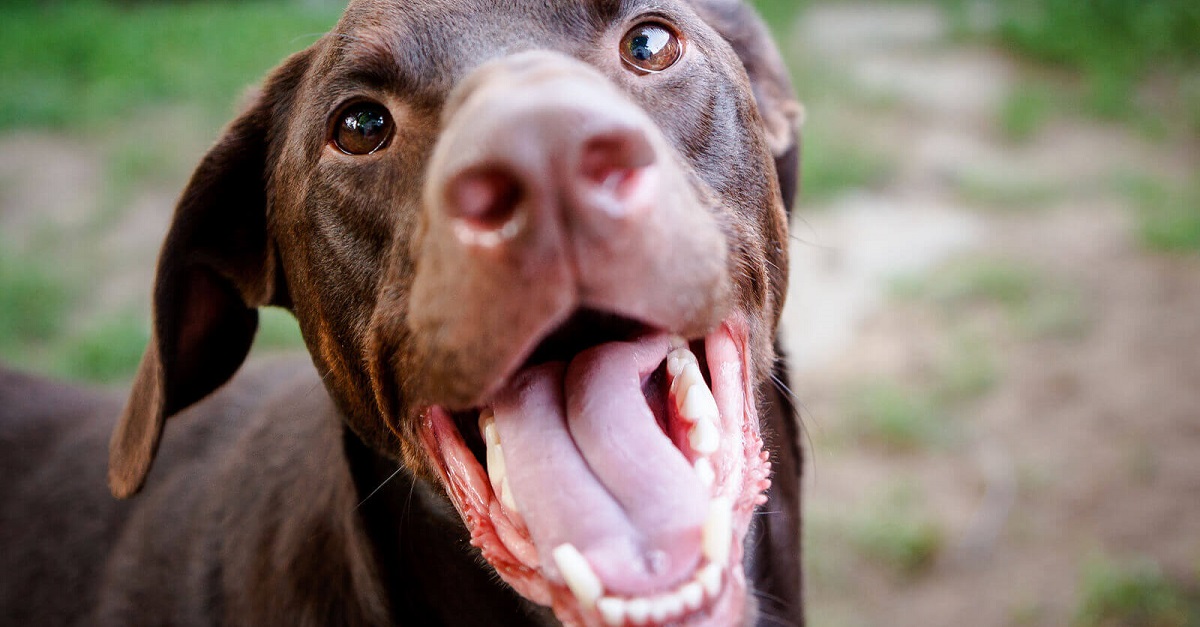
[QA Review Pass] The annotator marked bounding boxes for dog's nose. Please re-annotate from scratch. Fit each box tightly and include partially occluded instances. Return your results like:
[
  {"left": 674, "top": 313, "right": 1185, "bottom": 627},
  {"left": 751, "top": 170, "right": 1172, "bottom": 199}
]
[{"left": 440, "top": 110, "right": 658, "bottom": 249}]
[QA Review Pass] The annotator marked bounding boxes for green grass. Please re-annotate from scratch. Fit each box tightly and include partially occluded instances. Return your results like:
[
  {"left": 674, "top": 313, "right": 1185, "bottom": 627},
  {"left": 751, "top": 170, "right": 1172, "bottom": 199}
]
[
  {"left": 983, "top": 0, "right": 1200, "bottom": 122},
  {"left": 56, "top": 312, "right": 151, "bottom": 383},
  {"left": 0, "top": 1, "right": 343, "bottom": 131},
  {"left": 849, "top": 483, "right": 944, "bottom": 576},
  {"left": 799, "top": 117, "right": 895, "bottom": 202},
  {"left": 0, "top": 252, "right": 73, "bottom": 360},
  {"left": 842, "top": 381, "right": 944, "bottom": 451},
  {"left": 254, "top": 307, "right": 307, "bottom": 351},
  {"left": 1121, "top": 176, "right": 1200, "bottom": 253},
  {"left": 1074, "top": 556, "right": 1200, "bottom": 627},
  {"left": 894, "top": 257, "right": 1089, "bottom": 340},
  {"left": 953, "top": 168, "right": 1063, "bottom": 210},
  {"left": 893, "top": 258, "right": 1040, "bottom": 309},
  {"left": 932, "top": 332, "right": 998, "bottom": 404},
  {"left": 998, "top": 81, "right": 1056, "bottom": 142}
]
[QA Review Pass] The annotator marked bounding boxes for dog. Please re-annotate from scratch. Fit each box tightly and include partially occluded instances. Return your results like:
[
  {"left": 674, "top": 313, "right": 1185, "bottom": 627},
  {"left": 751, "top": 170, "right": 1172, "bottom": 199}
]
[{"left": 0, "top": 0, "right": 803, "bottom": 625}]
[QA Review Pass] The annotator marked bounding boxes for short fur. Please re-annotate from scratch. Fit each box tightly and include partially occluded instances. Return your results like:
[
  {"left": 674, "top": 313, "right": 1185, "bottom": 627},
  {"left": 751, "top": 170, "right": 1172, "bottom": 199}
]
[{"left": 0, "top": 1, "right": 803, "bottom": 624}]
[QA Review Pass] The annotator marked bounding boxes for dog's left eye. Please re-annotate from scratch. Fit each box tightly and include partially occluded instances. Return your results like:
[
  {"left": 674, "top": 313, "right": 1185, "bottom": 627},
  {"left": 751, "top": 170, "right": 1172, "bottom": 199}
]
[
  {"left": 331, "top": 101, "right": 395, "bottom": 155},
  {"left": 620, "top": 22, "right": 683, "bottom": 74}
]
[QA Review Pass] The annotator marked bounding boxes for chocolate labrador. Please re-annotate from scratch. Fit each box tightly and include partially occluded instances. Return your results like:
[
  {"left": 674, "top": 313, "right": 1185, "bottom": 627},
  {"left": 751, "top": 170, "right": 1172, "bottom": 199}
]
[{"left": 0, "top": 0, "right": 803, "bottom": 625}]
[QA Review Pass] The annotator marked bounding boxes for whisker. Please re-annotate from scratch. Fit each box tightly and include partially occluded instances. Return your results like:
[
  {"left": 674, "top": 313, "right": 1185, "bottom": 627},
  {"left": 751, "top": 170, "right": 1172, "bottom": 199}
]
[{"left": 353, "top": 464, "right": 404, "bottom": 512}]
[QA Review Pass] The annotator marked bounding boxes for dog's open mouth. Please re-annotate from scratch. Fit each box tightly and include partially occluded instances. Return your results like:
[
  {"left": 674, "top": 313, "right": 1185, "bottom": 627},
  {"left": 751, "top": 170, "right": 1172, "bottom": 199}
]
[{"left": 419, "top": 312, "right": 771, "bottom": 626}]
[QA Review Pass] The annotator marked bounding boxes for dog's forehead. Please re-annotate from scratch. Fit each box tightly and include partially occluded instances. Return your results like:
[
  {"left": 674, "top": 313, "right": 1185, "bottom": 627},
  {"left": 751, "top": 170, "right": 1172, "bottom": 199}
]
[{"left": 326, "top": 0, "right": 708, "bottom": 95}]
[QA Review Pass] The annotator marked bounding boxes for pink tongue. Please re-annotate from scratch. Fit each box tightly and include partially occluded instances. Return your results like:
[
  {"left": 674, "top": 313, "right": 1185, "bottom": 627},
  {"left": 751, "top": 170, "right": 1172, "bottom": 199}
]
[{"left": 491, "top": 335, "right": 707, "bottom": 595}]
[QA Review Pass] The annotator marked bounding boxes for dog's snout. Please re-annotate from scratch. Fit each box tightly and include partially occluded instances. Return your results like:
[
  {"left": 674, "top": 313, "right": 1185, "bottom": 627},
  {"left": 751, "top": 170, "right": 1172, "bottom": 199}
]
[
  {"left": 439, "top": 105, "right": 658, "bottom": 248},
  {"left": 576, "top": 128, "right": 657, "bottom": 217}
]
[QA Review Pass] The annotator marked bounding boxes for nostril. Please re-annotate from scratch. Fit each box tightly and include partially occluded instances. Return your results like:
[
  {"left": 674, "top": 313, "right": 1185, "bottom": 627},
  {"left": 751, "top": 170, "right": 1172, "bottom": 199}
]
[
  {"left": 446, "top": 166, "right": 526, "bottom": 240},
  {"left": 578, "top": 130, "right": 656, "bottom": 201}
]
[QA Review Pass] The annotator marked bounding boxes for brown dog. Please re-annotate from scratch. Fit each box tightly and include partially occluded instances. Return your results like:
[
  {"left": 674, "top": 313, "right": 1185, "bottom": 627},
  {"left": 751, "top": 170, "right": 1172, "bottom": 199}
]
[{"left": 0, "top": 1, "right": 803, "bottom": 625}]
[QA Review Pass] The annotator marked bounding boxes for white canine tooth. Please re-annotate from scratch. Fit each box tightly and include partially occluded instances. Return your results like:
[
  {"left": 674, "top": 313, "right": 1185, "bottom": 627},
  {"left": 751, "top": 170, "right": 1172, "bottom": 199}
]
[
  {"left": 699, "top": 563, "right": 723, "bottom": 597},
  {"left": 680, "top": 581, "right": 704, "bottom": 611},
  {"left": 597, "top": 597, "right": 625, "bottom": 626},
  {"left": 486, "top": 440, "right": 507, "bottom": 492},
  {"left": 703, "top": 497, "right": 733, "bottom": 567},
  {"left": 672, "top": 363, "right": 704, "bottom": 410},
  {"left": 479, "top": 410, "right": 500, "bottom": 447},
  {"left": 552, "top": 544, "right": 604, "bottom": 610},
  {"left": 689, "top": 418, "right": 720, "bottom": 455},
  {"left": 499, "top": 479, "right": 520, "bottom": 516},
  {"left": 626, "top": 598, "right": 651, "bottom": 625},
  {"left": 680, "top": 382, "right": 719, "bottom": 423},
  {"left": 667, "top": 354, "right": 683, "bottom": 379},
  {"left": 667, "top": 347, "right": 697, "bottom": 378},
  {"left": 694, "top": 458, "right": 716, "bottom": 489}
]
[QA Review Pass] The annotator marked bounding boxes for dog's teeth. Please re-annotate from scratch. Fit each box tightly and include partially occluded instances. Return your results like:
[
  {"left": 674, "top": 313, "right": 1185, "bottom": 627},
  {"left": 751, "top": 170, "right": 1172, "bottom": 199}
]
[
  {"left": 679, "top": 382, "right": 719, "bottom": 424},
  {"left": 694, "top": 458, "right": 715, "bottom": 489},
  {"left": 680, "top": 581, "right": 704, "bottom": 611},
  {"left": 703, "top": 497, "right": 733, "bottom": 567},
  {"left": 479, "top": 410, "right": 500, "bottom": 447},
  {"left": 597, "top": 597, "right": 625, "bottom": 626},
  {"left": 699, "top": 563, "right": 723, "bottom": 597},
  {"left": 552, "top": 544, "right": 604, "bottom": 610},
  {"left": 626, "top": 598, "right": 651, "bottom": 625},
  {"left": 688, "top": 417, "right": 720, "bottom": 455},
  {"left": 499, "top": 478, "right": 520, "bottom": 515},
  {"left": 651, "top": 594, "right": 683, "bottom": 621},
  {"left": 486, "top": 439, "right": 507, "bottom": 491},
  {"left": 671, "top": 362, "right": 704, "bottom": 409},
  {"left": 666, "top": 346, "right": 697, "bottom": 378}
]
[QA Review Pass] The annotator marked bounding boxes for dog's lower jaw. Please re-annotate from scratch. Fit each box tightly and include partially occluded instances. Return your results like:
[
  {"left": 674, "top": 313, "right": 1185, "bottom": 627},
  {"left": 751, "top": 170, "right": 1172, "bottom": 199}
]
[{"left": 419, "top": 319, "right": 771, "bottom": 627}]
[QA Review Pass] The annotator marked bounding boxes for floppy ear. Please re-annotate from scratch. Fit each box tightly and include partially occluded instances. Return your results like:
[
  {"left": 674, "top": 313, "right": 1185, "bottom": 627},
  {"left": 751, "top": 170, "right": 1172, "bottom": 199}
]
[
  {"left": 108, "top": 50, "right": 312, "bottom": 498},
  {"left": 691, "top": 0, "right": 805, "bottom": 211}
]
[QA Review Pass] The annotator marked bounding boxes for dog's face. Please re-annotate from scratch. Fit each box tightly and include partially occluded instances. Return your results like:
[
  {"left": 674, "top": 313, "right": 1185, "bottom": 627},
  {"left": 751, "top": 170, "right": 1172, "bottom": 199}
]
[{"left": 108, "top": 1, "right": 800, "bottom": 625}]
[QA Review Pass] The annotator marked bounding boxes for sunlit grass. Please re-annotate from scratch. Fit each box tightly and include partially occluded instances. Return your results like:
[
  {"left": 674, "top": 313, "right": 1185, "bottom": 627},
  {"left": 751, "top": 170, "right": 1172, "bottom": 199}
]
[
  {"left": 0, "top": 1, "right": 344, "bottom": 131},
  {"left": 1074, "top": 555, "right": 1200, "bottom": 627}
]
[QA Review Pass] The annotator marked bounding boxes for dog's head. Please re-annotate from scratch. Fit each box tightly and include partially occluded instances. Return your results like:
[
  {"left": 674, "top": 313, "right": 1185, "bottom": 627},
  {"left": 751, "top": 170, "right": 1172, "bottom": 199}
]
[{"left": 109, "top": 1, "right": 800, "bottom": 624}]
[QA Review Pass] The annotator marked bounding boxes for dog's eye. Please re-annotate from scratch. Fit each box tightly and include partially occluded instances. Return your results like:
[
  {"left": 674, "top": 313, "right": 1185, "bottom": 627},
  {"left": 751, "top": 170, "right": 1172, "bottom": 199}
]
[
  {"left": 331, "top": 101, "right": 395, "bottom": 155},
  {"left": 620, "top": 22, "right": 683, "bottom": 74}
]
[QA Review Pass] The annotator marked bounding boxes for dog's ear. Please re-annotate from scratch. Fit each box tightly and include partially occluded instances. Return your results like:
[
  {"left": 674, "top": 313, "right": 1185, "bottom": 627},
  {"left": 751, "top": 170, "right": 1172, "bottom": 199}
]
[
  {"left": 108, "top": 50, "right": 313, "bottom": 498},
  {"left": 691, "top": 0, "right": 804, "bottom": 210}
]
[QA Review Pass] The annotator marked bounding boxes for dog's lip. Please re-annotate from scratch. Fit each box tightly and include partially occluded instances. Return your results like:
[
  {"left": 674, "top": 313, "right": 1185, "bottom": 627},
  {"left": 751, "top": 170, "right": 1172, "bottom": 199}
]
[{"left": 418, "top": 318, "right": 770, "bottom": 627}]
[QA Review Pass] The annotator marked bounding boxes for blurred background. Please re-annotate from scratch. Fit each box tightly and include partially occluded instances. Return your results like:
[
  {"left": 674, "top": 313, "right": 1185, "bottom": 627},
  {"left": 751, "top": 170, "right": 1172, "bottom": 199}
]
[{"left": 1, "top": 0, "right": 1197, "bottom": 625}]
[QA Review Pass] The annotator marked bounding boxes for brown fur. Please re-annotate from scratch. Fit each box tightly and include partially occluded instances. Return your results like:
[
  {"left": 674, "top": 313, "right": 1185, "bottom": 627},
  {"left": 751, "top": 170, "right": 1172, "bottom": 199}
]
[{"left": 1, "top": 0, "right": 803, "bottom": 624}]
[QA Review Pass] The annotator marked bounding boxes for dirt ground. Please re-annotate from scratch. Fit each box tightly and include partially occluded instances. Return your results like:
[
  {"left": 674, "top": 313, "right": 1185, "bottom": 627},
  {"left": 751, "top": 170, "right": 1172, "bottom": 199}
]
[
  {"left": 781, "top": 4, "right": 1200, "bottom": 626},
  {"left": 1, "top": 3, "right": 1197, "bottom": 626}
]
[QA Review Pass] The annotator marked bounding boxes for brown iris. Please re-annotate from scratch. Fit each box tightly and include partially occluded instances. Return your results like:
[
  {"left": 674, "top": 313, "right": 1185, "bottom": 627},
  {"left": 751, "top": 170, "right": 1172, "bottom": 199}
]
[
  {"left": 331, "top": 101, "right": 394, "bottom": 155},
  {"left": 620, "top": 22, "right": 683, "bottom": 74}
]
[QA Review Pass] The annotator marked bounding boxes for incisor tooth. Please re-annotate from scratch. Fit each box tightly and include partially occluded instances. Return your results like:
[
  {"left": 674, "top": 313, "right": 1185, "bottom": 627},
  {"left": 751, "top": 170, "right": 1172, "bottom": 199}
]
[
  {"left": 703, "top": 497, "right": 733, "bottom": 567},
  {"left": 656, "top": 594, "right": 684, "bottom": 620},
  {"left": 671, "top": 362, "right": 703, "bottom": 401},
  {"left": 680, "top": 581, "right": 704, "bottom": 611},
  {"left": 689, "top": 418, "right": 720, "bottom": 455},
  {"left": 694, "top": 458, "right": 716, "bottom": 489},
  {"left": 597, "top": 597, "right": 625, "bottom": 626},
  {"left": 680, "top": 382, "right": 719, "bottom": 423},
  {"left": 699, "top": 563, "right": 723, "bottom": 597},
  {"left": 626, "top": 598, "right": 651, "bottom": 625},
  {"left": 552, "top": 544, "right": 604, "bottom": 610}
]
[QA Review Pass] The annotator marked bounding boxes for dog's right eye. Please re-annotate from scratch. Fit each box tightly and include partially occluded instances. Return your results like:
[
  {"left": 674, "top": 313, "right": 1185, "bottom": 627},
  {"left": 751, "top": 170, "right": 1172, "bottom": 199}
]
[{"left": 331, "top": 101, "right": 395, "bottom": 155}]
